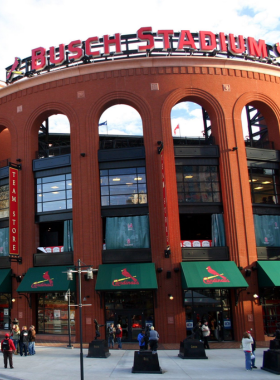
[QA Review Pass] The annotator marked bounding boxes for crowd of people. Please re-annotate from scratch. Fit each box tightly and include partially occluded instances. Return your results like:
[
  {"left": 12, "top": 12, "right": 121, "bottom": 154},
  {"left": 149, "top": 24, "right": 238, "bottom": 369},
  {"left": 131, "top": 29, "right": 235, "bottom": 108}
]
[
  {"left": 107, "top": 323, "right": 160, "bottom": 353},
  {"left": 1, "top": 319, "right": 36, "bottom": 369}
]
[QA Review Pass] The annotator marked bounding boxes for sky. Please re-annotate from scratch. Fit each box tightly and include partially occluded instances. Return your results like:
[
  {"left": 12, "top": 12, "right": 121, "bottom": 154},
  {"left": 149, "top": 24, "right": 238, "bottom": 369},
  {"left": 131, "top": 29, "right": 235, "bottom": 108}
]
[{"left": 1, "top": 0, "right": 280, "bottom": 136}]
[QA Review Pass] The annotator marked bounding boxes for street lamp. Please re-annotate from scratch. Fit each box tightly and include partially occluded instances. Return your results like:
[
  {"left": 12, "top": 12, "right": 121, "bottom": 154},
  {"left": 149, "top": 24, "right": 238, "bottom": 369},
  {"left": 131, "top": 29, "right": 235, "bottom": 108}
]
[
  {"left": 65, "top": 260, "right": 97, "bottom": 380},
  {"left": 64, "top": 289, "right": 73, "bottom": 349}
]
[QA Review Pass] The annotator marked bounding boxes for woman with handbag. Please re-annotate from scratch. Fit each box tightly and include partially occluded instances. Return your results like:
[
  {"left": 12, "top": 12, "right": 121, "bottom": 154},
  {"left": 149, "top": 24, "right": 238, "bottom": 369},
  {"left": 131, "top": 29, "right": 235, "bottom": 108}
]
[{"left": 242, "top": 331, "right": 253, "bottom": 371}]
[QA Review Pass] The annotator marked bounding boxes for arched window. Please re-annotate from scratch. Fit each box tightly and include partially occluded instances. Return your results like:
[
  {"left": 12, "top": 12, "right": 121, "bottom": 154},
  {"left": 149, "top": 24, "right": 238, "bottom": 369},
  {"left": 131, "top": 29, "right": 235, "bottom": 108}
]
[
  {"left": 38, "top": 114, "right": 70, "bottom": 158},
  {"left": 171, "top": 101, "right": 212, "bottom": 145},
  {"left": 99, "top": 105, "right": 143, "bottom": 149}
]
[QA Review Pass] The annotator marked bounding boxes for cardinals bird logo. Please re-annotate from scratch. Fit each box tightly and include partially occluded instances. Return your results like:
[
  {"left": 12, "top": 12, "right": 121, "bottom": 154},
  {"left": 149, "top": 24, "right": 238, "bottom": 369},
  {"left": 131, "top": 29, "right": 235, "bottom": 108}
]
[
  {"left": 6, "top": 57, "right": 24, "bottom": 82},
  {"left": 31, "top": 271, "right": 54, "bottom": 288},
  {"left": 203, "top": 266, "right": 230, "bottom": 284},
  {"left": 112, "top": 268, "right": 139, "bottom": 286}
]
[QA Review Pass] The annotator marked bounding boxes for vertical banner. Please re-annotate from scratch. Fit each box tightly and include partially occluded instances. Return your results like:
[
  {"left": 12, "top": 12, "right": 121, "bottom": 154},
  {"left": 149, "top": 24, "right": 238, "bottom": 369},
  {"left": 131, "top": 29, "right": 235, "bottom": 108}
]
[
  {"left": 9, "top": 166, "right": 19, "bottom": 255},
  {"left": 161, "top": 151, "right": 169, "bottom": 246}
]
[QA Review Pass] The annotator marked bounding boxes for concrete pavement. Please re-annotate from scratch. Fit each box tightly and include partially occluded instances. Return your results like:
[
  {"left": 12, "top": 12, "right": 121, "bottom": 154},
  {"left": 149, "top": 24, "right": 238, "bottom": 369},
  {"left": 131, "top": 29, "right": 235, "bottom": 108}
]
[{"left": 0, "top": 346, "right": 277, "bottom": 380}]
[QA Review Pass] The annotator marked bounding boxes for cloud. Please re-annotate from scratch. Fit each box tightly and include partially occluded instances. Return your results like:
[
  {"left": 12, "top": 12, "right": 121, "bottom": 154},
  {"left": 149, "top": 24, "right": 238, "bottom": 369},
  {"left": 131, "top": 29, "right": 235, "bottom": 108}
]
[{"left": 99, "top": 105, "right": 143, "bottom": 135}]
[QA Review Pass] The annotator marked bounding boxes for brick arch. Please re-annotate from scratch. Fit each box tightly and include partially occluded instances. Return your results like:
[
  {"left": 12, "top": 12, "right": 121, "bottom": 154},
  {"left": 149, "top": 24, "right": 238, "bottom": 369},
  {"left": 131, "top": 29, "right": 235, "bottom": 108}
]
[
  {"left": 24, "top": 101, "right": 79, "bottom": 161},
  {"left": 0, "top": 118, "right": 17, "bottom": 161},
  {"left": 87, "top": 90, "right": 153, "bottom": 141},
  {"left": 233, "top": 92, "right": 280, "bottom": 150}
]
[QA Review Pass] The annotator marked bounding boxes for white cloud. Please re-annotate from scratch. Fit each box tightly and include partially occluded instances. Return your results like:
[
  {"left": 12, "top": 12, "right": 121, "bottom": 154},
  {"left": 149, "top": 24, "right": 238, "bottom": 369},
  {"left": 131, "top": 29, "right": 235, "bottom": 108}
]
[{"left": 99, "top": 105, "right": 143, "bottom": 136}]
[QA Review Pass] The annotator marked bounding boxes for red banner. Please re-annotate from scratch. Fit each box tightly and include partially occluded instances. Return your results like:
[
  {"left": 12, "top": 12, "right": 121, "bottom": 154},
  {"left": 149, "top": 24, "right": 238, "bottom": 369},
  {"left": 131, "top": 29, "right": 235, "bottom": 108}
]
[
  {"left": 161, "top": 152, "right": 169, "bottom": 246},
  {"left": 9, "top": 167, "right": 19, "bottom": 255}
]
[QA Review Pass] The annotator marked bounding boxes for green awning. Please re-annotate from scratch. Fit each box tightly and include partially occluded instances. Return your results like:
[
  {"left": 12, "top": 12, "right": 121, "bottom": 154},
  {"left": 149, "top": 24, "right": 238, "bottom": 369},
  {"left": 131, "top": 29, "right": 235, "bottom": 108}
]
[
  {"left": 257, "top": 261, "right": 280, "bottom": 287},
  {"left": 95, "top": 263, "right": 158, "bottom": 291},
  {"left": 0, "top": 269, "right": 12, "bottom": 293},
  {"left": 16, "top": 266, "right": 75, "bottom": 293},
  {"left": 181, "top": 261, "right": 248, "bottom": 289}
]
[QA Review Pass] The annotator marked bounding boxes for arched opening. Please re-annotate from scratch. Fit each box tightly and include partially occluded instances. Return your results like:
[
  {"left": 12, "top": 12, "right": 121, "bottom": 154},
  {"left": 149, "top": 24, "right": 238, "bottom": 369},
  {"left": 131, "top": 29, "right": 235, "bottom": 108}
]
[
  {"left": 241, "top": 105, "right": 272, "bottom": 150},
  {"left": 0, "top": 127, "right": 10, "bottom": 258},
  {"left": 171, "top": 100, "right": 230, "bottom": 341},
  {"left": 0, "top": 128, "right": 11, "bottom": 165},
  {"left": 38, "top": 114, "right": 70, "bottom": 158},
  {"left": 171, "top": 101, "right": 212, "bottom": 145},
  {"left": 98, "top": 104, "right": 143, "bottom": 149}
]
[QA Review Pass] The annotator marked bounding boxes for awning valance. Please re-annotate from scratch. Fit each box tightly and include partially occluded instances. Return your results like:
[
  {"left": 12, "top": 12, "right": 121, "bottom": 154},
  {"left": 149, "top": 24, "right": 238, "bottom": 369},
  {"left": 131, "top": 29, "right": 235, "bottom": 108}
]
[
  {"left": 257, "top": 261, "right": 280, "bottom": 287},
  {"left": 181, "top": 261, "right": 248, "bottom": 289},
  {"left": 0, "top": 269, "right": 12, "bottom": 293},
  {"left": 16, "top": 266, "right": 75, "bottom": 293},
  {"left": 95, "top": 263, "right": 158, "bottom": 291}
]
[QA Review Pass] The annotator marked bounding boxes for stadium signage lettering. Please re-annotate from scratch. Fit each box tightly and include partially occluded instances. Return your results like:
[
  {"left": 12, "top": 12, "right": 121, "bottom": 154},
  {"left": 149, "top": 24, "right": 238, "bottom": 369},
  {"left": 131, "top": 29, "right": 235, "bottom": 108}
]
[{"left": 6, "top": 27, "right": 280, "bottom": 83}]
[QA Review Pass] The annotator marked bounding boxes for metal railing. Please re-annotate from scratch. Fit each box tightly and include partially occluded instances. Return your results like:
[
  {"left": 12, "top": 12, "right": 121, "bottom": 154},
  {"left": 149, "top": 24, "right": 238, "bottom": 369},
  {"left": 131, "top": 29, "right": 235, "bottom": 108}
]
[
  {"left": 37, "top": 145, "right": 71, "bottom": 159},
  {"left": 173, "top": 136, "right": 215, "bottom": 146},
  {"left": 99, "top": 137, "right": 144, "bottom": 150},
  {"left": 245, "top": 139, "right": 274, "bottom": 150}
]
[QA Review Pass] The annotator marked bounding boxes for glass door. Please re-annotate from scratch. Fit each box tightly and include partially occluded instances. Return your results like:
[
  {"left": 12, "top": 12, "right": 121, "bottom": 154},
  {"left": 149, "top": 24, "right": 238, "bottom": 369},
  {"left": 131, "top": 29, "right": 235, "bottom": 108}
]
[{"left": 115, "top": 312, "right": 143, "bottom": 341}]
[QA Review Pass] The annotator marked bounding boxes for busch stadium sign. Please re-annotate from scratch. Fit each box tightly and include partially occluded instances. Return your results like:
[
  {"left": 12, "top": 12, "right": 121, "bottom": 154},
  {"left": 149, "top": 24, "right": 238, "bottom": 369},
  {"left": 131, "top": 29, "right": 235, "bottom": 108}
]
[{"left": 6, "top": 27, "right": 280, "bottom": 84}]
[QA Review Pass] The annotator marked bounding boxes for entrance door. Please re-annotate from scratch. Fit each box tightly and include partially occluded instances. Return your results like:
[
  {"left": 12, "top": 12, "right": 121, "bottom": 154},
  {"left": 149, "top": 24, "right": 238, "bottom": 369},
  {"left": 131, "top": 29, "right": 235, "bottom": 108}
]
[
  {"left": 194, "top": 307, "right": 223, "bottom": 341},
  {"left": 115, "top": 312, "right": 143, "bottom": 341}
]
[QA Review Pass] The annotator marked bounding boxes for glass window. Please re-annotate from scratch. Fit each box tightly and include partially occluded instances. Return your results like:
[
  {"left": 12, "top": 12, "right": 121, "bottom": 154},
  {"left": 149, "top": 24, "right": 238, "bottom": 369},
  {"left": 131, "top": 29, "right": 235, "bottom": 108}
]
[
  {"left": 37, "top": 174, "right": 72, "bottom": 213},
  {"left": 0, "top": 228, "right": 9, "bottom": 256},
  {"left": 37, "top": 292, "right": 75, "bottom": 335},
  {"left": 0, "top": 185, "right": 9, "bottom": 219},
  {"left": 100, "top": 167, "right": 147, "bottom": 206},
  {"left": 176, "top": 165, "right": 221, "bottom": 203},
  {"left": 249, "top": 168, "right": 279, "bottom": 204}
]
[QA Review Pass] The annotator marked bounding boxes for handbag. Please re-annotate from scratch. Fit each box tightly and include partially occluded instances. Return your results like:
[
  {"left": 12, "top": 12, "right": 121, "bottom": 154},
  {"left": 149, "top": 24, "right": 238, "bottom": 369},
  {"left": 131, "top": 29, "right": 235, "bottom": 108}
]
[{"left": 251, "top": 354, "right": 255, "bottom": 359}]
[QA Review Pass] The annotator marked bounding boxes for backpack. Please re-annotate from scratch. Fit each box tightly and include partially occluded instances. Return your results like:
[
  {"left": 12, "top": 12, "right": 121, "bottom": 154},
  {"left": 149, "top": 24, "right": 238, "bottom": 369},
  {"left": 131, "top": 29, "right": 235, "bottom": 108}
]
[{"left": 2, "top": 339, "right": 9, "bottom": 351}]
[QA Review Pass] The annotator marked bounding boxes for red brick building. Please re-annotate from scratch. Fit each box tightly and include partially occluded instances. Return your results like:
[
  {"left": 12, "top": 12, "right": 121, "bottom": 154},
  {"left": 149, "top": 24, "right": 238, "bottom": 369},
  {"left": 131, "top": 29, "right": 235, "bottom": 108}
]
[{"left": 0, "top": 38, "right": 280, "bottom": 344}]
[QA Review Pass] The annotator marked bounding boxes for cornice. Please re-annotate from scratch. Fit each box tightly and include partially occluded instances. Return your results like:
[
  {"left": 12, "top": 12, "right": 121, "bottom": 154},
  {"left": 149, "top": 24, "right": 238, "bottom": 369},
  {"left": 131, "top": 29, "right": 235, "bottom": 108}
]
[{"left": 0, "top": 56, "right": 279, "bottom": 101}]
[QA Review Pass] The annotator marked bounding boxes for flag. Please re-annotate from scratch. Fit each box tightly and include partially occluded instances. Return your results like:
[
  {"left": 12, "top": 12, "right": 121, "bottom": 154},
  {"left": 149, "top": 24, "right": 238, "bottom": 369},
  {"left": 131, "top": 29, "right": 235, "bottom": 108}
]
[
  {"left": 174, "top": 124, "right": 179, "bottom": 135},
  {"left": 98, "top": 121, "right": 107, "bottom": 126}
]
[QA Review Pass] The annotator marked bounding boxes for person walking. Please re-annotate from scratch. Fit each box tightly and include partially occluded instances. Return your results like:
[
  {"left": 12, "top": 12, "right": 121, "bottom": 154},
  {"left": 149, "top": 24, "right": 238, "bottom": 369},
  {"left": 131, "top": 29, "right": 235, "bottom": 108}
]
[
  {"left": 115, "top": 324, "right": 122, "bottom": 349},
  {"left": 19, "top": 326, "right": 29, "bottom": 356},
  {"left": 242, "top": 331, "right": 254, "bottom": 371},
  {"left": 108, "top": 323, "right": 115, "bottom": 349},
  {"left": 11, "top": 324, "right": 20, "bottom": 355},
  {"left": 1, "top": 333, "right": 16, "bottom": 369},
  {"left": 28, "top": 325, "right": 36, "bottom": 355},
  {"left": 149, "top": 326, "right": 159, "bottom": 353},
  {"left": 137, "top": 329, "right": 146, "bottom": 350},
  {"left": 202, "top": 321, "right": 210, "bottom": 349}
]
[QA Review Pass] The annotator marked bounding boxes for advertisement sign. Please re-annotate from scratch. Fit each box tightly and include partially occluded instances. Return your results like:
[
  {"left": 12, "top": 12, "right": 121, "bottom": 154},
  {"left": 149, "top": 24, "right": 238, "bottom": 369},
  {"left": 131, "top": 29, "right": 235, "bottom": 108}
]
[{"left": 9, "top": 166, "right": 19, "bottom": 255}]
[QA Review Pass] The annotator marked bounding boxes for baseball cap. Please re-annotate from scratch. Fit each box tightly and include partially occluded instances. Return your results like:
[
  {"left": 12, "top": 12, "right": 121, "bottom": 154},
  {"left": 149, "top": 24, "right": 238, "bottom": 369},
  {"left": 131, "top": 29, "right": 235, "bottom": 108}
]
[{"left": 5, "top": 333, "right": 9, "bottom": 338}]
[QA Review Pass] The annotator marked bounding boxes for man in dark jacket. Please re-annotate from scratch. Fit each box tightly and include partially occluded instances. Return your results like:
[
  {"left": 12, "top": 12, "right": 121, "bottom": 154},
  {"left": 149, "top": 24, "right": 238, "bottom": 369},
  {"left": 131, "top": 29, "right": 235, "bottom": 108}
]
[
  {"left": 19, "top": 326, "right": 29, "bottom": 356},
  {"left": 1, "top": 333, "right": 16, "bottom": 369}
]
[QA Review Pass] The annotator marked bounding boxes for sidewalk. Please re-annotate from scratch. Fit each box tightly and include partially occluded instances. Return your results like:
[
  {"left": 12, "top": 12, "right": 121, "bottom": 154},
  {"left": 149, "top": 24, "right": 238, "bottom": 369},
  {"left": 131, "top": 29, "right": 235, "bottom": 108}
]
[{"left": 0, "top": 346, "right": 277, "bottom": 380}]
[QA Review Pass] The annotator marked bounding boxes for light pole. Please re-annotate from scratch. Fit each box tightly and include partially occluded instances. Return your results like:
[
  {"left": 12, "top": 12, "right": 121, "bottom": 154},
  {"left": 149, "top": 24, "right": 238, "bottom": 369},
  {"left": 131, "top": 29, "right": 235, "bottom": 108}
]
[
  {"left": 64, "top": 289, "right": 73, "bottom": 349},
  {"left": 66, "top": 260, "right": 97, "bottom": 380}
]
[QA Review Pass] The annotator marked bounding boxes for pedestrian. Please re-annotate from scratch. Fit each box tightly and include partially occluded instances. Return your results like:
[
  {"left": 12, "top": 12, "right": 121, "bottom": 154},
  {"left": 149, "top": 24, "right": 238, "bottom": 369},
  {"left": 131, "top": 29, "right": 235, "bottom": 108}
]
[
  {"left": 137, "top": 329, "right": 146, "bottom": 350},
  {"left": 144, "top": 325, "right": 150, "bottom": 349},
  {"left": 193, "top": 322, "right": 202, "bottom": 340},
  {"left": 108, "top": 323, "right": 115, "bottom": 349},
  {"left": 242, "top": 331, "right": 253, "bottom": 371},
  {"left": 115, "top": 324, "right": 122, "bottom": 349},
  {"left": 1, "top": 333, "right": 16, "bottom": 369},
  {"left": 247, "top": 330, "right": 257, "bottom": 369},
  {"left": 201, "top": 321, "right": 210, "bottom": 349},
  {"left": 11, "top": 324, "right": 20, "bottom": 355},
  {"left": 19, "top": 326, "right": 29, "bottom": 356},
  {"left": 28, "top": 325, "right": 36, "bottom": 355},
  {"left": 149, "top": 326, "right": 159, "bottom": 353}
]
